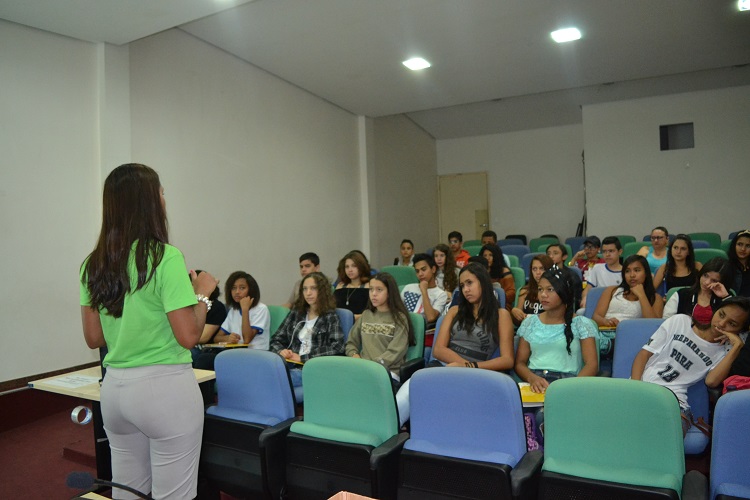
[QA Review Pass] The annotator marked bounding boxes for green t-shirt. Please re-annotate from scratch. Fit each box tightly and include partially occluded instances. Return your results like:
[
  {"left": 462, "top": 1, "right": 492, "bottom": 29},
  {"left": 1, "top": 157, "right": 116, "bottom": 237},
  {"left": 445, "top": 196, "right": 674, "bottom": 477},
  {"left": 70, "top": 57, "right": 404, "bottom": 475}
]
[{"left": 80, "top": 243, "right": 197, "bottom": 368}]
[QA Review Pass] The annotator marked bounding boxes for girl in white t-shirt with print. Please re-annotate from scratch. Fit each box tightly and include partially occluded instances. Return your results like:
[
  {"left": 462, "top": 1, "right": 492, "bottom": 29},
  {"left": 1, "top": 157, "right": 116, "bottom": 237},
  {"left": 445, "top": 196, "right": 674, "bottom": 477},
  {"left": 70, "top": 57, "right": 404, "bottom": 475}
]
[{"left": 217, "top": 271, "right": 270, "bottom": 349}]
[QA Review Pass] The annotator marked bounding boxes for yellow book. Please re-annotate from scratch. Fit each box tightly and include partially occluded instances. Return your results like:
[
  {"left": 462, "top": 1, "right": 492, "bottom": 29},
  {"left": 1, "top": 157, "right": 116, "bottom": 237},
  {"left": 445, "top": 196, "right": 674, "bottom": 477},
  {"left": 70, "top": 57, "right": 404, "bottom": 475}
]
[{"left": 518, "top": 383, "right": 545, "bottom": 405}]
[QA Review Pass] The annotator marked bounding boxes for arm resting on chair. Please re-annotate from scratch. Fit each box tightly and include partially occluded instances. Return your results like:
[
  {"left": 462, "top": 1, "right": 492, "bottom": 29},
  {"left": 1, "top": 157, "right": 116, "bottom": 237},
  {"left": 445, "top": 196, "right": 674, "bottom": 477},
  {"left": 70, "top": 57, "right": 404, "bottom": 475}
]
[
  {"left": 510, "top": 450, "right": 544, "bottom": 500},
  {"left": 681, "top": 470, "right": 708, "bottom": 500}
]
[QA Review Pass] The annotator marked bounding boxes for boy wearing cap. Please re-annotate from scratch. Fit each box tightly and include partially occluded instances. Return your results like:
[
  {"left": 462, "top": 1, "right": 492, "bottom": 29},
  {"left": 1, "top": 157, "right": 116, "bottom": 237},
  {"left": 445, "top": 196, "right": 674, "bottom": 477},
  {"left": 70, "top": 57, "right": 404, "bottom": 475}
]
[{"left": 569, "top": 236, "right": 604, "bottom": 283}]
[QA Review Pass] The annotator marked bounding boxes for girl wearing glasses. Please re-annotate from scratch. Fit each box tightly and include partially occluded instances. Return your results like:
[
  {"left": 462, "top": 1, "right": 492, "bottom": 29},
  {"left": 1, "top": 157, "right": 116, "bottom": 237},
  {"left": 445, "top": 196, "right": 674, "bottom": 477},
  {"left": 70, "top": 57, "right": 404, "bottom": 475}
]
[{"left": 638, "top": 226, "right": 669, "bottom": 276}]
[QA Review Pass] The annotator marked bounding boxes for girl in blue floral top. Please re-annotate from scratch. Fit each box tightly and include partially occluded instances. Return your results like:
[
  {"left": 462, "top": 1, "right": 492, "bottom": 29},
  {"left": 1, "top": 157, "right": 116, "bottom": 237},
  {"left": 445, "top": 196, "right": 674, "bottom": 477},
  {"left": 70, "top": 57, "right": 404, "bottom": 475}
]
[{"left": 515, "top": 267, "right": 599, "bottom": 394}]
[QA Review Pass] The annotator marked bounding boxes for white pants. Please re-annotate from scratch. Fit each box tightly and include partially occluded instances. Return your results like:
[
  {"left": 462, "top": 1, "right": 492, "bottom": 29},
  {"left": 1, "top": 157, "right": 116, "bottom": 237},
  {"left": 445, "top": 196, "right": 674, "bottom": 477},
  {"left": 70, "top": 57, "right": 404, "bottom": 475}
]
[
  {"left": 395, "top": 378, "right": 411, "bottom": 427},
  {"left": 101, "top": 364, "right": 204, "bottom": 500}
]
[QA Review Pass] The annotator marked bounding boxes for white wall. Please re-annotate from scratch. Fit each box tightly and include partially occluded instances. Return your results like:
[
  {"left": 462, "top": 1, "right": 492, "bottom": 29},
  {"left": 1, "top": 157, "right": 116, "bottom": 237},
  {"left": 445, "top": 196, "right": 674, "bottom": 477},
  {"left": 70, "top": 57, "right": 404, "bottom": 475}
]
[
  {"left": 1, "top": 20, "right": 102, "bottom": 382},
  {"left": 369, "top": 115, "right": 438, "bottom": 267},
  {"left": 437, "top": 125, "right": 585, "bottom": 242},
  {"left": 128, "top": 29, "right": 360, "bottom": 304},
  {"left": 584, "top": 86, "right": 750, "bottom": 239}
]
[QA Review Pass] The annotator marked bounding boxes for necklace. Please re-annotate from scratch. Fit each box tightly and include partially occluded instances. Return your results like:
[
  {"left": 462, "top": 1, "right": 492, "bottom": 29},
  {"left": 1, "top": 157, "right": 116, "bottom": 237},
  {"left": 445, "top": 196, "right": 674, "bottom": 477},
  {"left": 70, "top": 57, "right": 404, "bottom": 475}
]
[{"left": 345, "top": 286, "right": 357, "bottom": 306}]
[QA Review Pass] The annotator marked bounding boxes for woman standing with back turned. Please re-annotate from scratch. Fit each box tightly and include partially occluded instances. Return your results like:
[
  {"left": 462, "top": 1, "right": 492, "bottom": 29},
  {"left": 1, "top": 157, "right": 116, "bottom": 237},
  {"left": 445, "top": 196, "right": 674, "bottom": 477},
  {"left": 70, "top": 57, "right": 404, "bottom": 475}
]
[{"left": 80, "top": 163, "right": 218, "bottom": 499}]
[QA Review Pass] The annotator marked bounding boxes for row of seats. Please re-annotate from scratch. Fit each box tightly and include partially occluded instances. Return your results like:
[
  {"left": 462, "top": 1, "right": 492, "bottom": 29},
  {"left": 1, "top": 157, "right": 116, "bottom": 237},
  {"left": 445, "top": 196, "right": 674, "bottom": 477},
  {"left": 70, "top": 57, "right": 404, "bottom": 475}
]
[
  {"left": 486, "top": 231, "right": 737, "bottom": 250},
  {"left": 198, "top": 347, "right": 748, "bottom": 499}
]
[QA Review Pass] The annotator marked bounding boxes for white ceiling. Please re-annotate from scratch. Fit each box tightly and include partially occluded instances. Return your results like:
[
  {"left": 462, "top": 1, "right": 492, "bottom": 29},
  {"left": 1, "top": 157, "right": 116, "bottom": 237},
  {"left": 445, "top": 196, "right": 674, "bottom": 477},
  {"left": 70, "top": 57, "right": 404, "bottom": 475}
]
[{"left": 2, "top": 0, "right": 749, "bottom": 138}]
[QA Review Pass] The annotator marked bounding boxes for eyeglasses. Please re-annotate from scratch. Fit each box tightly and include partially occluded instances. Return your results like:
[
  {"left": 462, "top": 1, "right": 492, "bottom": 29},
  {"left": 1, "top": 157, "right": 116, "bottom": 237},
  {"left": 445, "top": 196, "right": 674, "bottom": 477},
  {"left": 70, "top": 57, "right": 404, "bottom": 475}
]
[{"left": 651, "top": 236, "right": 665, "bottom": 240}]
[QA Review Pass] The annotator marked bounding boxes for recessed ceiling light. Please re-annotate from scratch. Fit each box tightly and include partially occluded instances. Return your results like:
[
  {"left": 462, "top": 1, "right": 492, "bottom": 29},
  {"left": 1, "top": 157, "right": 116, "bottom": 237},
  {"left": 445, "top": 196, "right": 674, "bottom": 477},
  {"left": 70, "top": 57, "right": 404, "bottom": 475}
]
[
  {"left": 403, "top": 57, "right": 431, "bottom": 71},
  {"left": 551, "top": 27, "right": 582, "bottom": 43},
  {"left": 739, "top": 0, "right": 750, "bottom": 11}
]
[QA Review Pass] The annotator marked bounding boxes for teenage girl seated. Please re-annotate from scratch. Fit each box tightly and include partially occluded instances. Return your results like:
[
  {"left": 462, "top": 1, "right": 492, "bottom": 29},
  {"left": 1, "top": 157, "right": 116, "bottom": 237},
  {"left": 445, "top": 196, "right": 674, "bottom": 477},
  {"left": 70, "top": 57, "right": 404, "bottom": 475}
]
[
  {"left": 515, "top": 267, "right": 599, "bottom": 393},
  {"left": 393, "top": 239, "right": 415, "bottom": 266},
  {"left": 638, "top": 226, "right": 669, "bottom": 276},
  {"left": 395, "top": 263, "right": 515, "bottom": 425},
  {"left": 433, "top": 243, "right": 459, "bottom": 295},
  {"left": 215, "top": 271, "right": 270, "bottom": 349},
  {"left": 663, "top": 257, "right": 733, "bottom": 324},
  {"left": 729, "top": 230, "right": 750, "bottom": 297},
  {"left": 270, "top": 272, "right": 345, "bottom": 388},
  {"left": 334, "top": 251, "right": 371, "bottom": 318},
  {"left": 345, "top": 272, "right": 415, "bottom": 386},
  {"left": 653, "top": 234, "right": 701, "bottom": 297},
  {"left": 593, "top": 255, "right": 664, "bottom": 328},
  {"left": 511, "top": 254, "right": 554, "bottom": 326},
  {"left": 481, "top": 244, "right": 515, "bottom": 311}
]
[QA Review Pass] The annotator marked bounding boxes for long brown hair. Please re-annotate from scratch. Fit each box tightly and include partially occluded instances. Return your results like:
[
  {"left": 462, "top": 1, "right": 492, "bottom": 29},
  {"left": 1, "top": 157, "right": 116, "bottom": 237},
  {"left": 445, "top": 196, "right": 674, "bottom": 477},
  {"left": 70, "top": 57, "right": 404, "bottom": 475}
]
[
  {"left": 523, "top": 254, "right": 554, "bottom": 303},
  {"left": 294, "top": 272, "right": 337, "bottom": 315},
  {"left": 82, "top": 164, "right": 168, "bottom": 317},
  {"left": 336, "top": 251, "right": 371, "bottom": 285},
  {"left": 434, "top": 243, "right": 458, "bottom": 294},
  {"left": 368, "top": 272, "right": 416, "bottom": 346}
]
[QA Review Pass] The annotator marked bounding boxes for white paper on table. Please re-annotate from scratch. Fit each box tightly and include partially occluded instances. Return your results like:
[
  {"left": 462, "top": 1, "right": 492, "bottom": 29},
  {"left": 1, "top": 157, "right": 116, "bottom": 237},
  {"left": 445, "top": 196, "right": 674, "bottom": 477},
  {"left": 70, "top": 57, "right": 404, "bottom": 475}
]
[{"left": 41, "top": 375, "right": 100, "bottom": 388}]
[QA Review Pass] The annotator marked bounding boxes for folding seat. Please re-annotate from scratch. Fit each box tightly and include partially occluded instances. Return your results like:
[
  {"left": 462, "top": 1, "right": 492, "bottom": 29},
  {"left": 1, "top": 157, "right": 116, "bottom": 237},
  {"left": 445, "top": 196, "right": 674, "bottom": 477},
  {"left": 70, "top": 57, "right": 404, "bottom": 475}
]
[
  {"left": 281, "top": 356, "right": 407, "bottom": 499},
  {"left": 539, "top": 377, "right": 707, "bottom": 499},
  {"left": 612, "top": 319, "right": 711, "bottom": 455},
  {"left": 710, "top": 389, "right": 750, "bottom": 500},
  {"left": 267, "top": 305, "right": 290, "bottom": 338},
  {"left": 503, "top": 245, "right": 532, "bottom": 263},
  {"left": 397, "top": 369, "right": 542, "bottom": 499},
  {"left": 199, "top": 349, "right": 297, "bottom": 500},
  {"left": 380, "top": 265, "right": 419, "bottom": 287},
  {"left": 530, "top": 237, "right": 559, "bottom": 253}
]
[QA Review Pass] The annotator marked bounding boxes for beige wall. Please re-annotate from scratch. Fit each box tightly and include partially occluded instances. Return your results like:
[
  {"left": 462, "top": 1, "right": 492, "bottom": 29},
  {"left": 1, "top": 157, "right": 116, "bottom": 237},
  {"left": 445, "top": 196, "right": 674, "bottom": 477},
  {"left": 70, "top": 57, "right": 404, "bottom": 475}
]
[{"left": 368, "top": 115, "right": 439, "bottom": 267}]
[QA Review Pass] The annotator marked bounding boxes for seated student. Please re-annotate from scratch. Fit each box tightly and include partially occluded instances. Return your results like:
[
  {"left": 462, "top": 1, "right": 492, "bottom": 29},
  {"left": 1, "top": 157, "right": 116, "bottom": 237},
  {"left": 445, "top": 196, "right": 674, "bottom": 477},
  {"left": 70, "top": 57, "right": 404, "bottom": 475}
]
[
  {"left": 191, "top": 270, "right": 228, "bottom": 354},
  {"left": 334, "top": 251, "right": 371, "bottom": 319},
  {"left": 515, "top": 268, "right": 599, "bottom": 392},
  {"left": 448, "top": 230, "right": 471, "bottom": 268},
  {"left": 632, "top": 297, "right": 750, "bottom": 435},
  {"left": 401, "top": 253, "right": 449, "bottom": 326},
  {"left": 345, "top": 272, "right": 415, "bottom": 385},
  {"left": 568, "top": 236, "right": 604, "bottom": 283},
  {"left": 653, "top": 234, "right": 701, "bottom": 297},
  {"left": 395, "top": 262, "right": 515, "bottom": 425},
  {"left": 512, "top": 254, "right": 554, "bottom": 326},
  {"left": 270, "top": 272, "right": 345, "bottom": 388},
  {"left": 546, "top": 243, "right": 583, "bottom": 310},
  {"left": 216, "top": 271, "right": 270, "bottom": 349},
  {"left": 580, "top": 236, "right": 623, "bottom": 309},
  {"left": 728, "top": 229, "right": 750, "bottom": 297},
  {"left": 433, "top": 243, "right": 459, "bottom": 295},
  {"left": 593, "top": 255, "right": 664, "bottom": 328},
  {"left": 663, "top": 257, "right": 733, "bottom": 324},
  {"left": 638, "top": 226, "right": 669, "bottom": 276},
  {"left": 481, "top": 244, "right": 515, "bottom": 311},
  {"left": 283, "top": 252, "right": 320, "bottom": 308},
  {"left": 481, "top": 230, "right": 511, "bottom": 267},
  {"left": 393, "top": 239, "right": 415, "bottom": 266}
]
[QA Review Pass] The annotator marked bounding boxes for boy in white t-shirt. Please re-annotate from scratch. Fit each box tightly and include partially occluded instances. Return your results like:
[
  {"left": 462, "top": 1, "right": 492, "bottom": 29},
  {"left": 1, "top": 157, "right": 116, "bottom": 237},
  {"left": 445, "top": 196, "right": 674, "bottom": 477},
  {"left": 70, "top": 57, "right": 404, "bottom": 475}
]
[
  {"left": 581, "top": 236, "right": 623, "bottom": 309},
  {"left": 401, "top": 253, "right": 449, "bottom": 325},
  {"left": 631, "top": 297, "right": 750, "bottom": 435}
]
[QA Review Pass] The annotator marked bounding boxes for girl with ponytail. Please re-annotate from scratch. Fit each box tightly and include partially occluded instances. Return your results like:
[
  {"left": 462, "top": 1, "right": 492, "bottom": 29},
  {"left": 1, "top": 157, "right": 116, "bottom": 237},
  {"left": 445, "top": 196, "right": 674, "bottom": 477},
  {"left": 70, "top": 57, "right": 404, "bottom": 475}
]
[{"left": 514, "top": 266, "right": 599, "bottom": 394}]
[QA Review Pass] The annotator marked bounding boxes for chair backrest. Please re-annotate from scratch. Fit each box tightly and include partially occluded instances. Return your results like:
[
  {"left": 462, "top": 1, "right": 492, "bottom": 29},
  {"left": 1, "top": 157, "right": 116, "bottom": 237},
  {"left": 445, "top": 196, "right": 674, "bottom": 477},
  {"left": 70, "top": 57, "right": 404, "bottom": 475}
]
[
  {"left": 711, "top": 390, "right": 750, "bottom": 500},
  {"left": 506, "top": 254, "right": 519, "bottom": 267},
  {"left": 694, "top": 248, "right": 728, "bottom": 265},
  {"left": 728, "top": 231, "right": 739, "bottom": 241},
  {"left": 687, "top": 232, "right": 721, "bottom": 249},
  {"left": 336, "top": 308, "right": 355, "bottom": 341},
  {"left": 501, "top": 244, "right": 531, "bottom": 261},
  {"left": 530, "top": 237, "right": 559, "bottom": 252},
  {"left": 611, "top": 318, "right": 664, "bottom": 378},
  {"left": 207, "top": 349, "right": 296, "bottom": 425},
  {"left": 691, "top": 239, "right": 710, "bottom": 249},
  {"left": 721, "top": 239, "right": 732, "bottom": 253},
  {"left": 665, "top": 285, "right": 688, "bottom": 303},
  {"left": 267, "top": 305, "right": 290, "bottom": 338},
  {"left": 464, "top": 244, "right": 483, "bottom": 257},
  {"left": 565, "top": 236, "right": 588, "bottom": 252},
  {"left": 582, "top": 285, "right": 607, "bottom": 319},
  {"left": 380, "top": 265, "right": 419, "bottom": 287},
  {"left": 623, "top": 241, "right": 647, "bottom": 258},
  {"left": 497, "top": 238, "right": 523, "bottom": 247},
  {"left": 543, "top": 377, "right": 685, "bottom": 495},
  {"left": 405, "top": 312, "right": 425, "bottom": 362},
  {"left": 568, "top": 265, "right": 582, "bottom": 281},
  {"left": 509, "top": 267, "right": 525, "bottom": 306},
  {"left": 521, "top": 252, "right": 544, "bottom": 282},
  {"left": 464, "top": 239, "right": 481, "bottom": 247},
  {"left": 406, "top": 369, "right": 527, "bottom": 466},
  {"left": 427, "top": 316, "right": 445, "bottom": 364},
  {"left": 505, "top": 234, "right": 527, "bottom": 245},
  {"left": 613, "top": 235, "right": 636, "bottom": 246},
  {"left": 291, "top": 357, "right": 399, "bottom": 447}
]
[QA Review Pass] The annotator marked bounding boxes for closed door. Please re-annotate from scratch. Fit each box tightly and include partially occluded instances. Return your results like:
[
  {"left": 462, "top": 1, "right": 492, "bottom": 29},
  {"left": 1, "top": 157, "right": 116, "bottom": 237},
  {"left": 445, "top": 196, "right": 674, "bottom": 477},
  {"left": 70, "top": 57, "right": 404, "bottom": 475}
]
[{"left": 438, "top": 172, "right": 489, "bottom": 242}]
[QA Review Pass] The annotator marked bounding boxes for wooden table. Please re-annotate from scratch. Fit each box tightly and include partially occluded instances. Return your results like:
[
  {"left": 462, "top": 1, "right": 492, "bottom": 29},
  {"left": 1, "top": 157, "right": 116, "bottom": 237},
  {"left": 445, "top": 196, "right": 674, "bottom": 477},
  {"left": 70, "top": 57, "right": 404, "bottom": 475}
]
[{"left": 29, "top": 366, "right": 215, "bottom": 481}]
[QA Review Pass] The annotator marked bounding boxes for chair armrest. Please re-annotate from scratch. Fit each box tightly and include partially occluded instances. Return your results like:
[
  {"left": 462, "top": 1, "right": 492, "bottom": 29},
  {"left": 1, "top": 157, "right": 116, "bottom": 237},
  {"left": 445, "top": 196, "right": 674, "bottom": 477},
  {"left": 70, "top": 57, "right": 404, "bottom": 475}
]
[
  {"left": 370, "top": 432, "right": 409, "bottom": 470},
  {"left": 510, "top": 450, "right": 543, "bottom": 500},
  {"left": 399, "top": 358, "right": 426, "bottom": 384},
  {"left": 259, "top": 417, "right": 298, "bottom": 499},
  {"left": 681, "top": 470, "right": 708, "bottom": 500}
]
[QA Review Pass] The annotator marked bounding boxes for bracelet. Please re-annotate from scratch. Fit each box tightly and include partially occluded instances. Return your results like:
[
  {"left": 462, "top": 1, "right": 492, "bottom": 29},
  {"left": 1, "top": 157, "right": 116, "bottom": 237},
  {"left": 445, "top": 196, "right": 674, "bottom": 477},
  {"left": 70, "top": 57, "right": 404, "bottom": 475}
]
[
  {"left": 465, "top": 362, "right": 470, "bottom": 367},
  {"left": 195, "top": 294, "right": 213, "bottom": 312},
  {"left": 472, "top": 361, "right": 479, "bottom": 368}
]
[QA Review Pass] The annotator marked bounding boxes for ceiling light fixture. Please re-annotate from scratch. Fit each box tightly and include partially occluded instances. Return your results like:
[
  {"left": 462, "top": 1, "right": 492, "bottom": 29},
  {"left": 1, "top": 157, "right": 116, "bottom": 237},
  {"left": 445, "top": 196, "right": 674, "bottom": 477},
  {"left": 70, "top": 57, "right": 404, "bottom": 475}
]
[
  {"left": 403, "top": 57, "right": 431, "bottom": 70},
  {"left": 550, "top": 27, "right": 582, "bottom": 43},
  {"left": 739, "top": 0, "right": 750, "bottom": 11}
]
